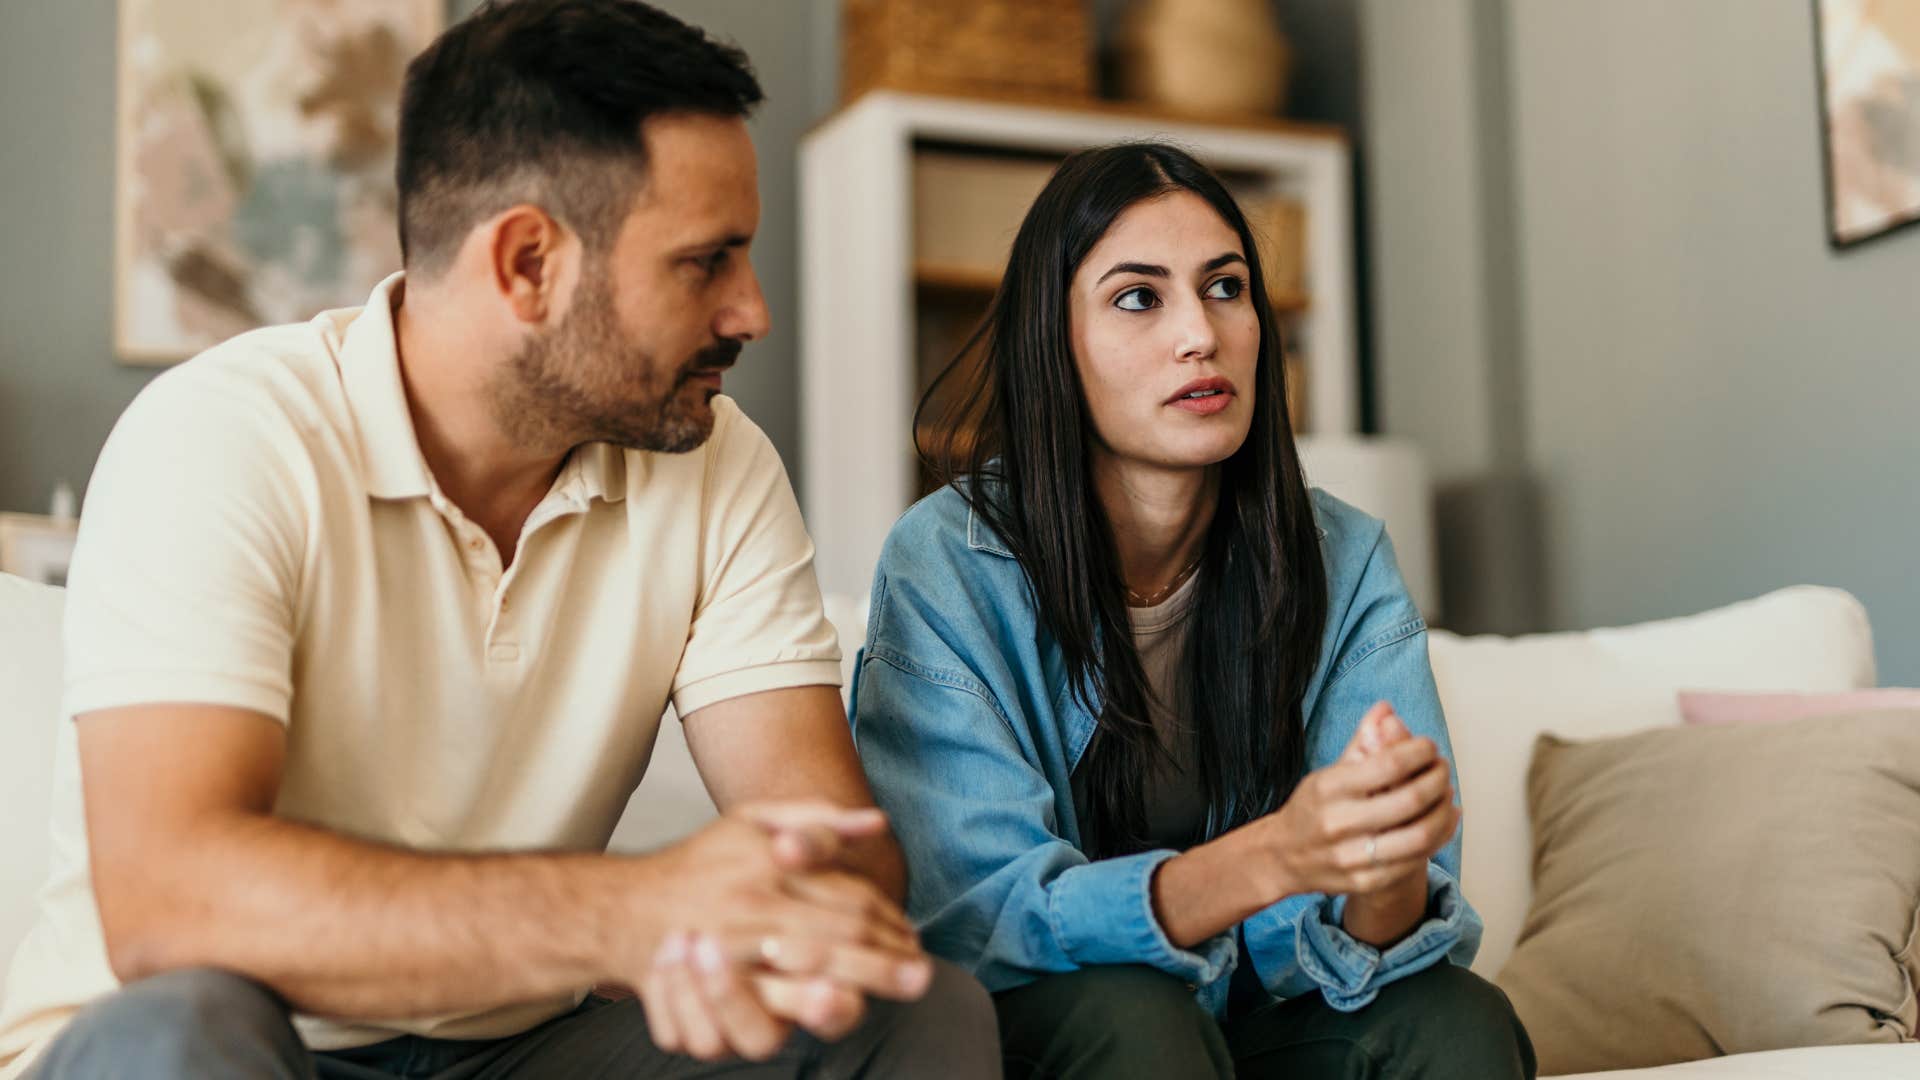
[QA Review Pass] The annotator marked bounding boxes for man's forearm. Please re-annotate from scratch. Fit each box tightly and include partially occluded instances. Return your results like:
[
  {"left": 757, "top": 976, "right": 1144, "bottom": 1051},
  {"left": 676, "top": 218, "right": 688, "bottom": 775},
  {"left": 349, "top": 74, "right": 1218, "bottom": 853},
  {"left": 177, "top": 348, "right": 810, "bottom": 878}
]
[{"left": 102, "top": 812, "right": 654, "bottom": 1020}]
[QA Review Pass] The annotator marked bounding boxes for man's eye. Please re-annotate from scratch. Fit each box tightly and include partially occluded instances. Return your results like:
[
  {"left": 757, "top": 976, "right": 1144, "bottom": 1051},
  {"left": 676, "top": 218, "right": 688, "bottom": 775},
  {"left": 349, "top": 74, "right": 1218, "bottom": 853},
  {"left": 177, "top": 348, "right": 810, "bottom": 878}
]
[
  {"left": 694, "top": 251, "right": 729, "bottom": 276},
  {"left": 1205, "top": 276, "right": 1246, "bottom": 300},
  {"left": 1115, "top": 286, "right": 1159, "bottom": 311}
]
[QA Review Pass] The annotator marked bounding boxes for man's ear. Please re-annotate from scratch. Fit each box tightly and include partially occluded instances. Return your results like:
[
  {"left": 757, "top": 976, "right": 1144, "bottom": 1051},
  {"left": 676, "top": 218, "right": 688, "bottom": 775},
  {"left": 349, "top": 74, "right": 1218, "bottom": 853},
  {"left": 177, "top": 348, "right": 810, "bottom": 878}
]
[{"left": 487, "top": 205, "right": 571, "bottom": 325}]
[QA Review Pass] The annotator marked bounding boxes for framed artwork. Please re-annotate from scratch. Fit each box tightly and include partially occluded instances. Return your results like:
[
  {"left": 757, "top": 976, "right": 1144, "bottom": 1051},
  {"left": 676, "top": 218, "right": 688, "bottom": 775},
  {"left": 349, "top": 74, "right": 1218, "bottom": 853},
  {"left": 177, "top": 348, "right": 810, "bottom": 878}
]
[
  {"left": 0, "top": 515, "right": 80, "bottom": 589},
  {"left": 1814, "top": 0, "right": 1920, "bottom": 247},
  {"left": 115, "top": 0, "right": 444, "bottom": 364}
]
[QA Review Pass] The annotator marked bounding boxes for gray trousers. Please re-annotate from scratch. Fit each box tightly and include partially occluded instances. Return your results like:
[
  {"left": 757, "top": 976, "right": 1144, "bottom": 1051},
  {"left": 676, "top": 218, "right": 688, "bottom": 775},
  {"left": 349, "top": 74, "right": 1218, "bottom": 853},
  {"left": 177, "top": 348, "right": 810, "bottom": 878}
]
[{"left": 25, "top": 961, "right": 999, "bottom": 1079}]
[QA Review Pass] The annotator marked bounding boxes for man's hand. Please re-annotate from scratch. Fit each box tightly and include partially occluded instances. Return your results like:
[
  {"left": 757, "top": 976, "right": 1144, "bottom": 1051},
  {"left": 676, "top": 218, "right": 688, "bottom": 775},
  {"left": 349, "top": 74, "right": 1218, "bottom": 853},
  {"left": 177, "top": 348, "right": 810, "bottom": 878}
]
[{"left": 628, "top": 802, "right": 931, "bottom": 1063}]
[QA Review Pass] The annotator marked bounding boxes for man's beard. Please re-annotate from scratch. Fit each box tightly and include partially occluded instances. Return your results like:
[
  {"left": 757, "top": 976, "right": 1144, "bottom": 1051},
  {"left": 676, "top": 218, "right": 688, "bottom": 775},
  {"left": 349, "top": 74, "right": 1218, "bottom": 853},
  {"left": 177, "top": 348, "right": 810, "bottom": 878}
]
[{"left": 494, "top": 276, "right": 739, "bottom": 455}]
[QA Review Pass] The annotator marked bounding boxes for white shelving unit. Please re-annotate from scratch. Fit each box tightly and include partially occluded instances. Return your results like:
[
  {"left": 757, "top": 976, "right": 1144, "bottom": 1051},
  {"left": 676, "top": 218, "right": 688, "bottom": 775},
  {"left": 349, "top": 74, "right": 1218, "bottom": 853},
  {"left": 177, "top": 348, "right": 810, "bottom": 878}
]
[{"left": 799, "top": 91, "right": 1357, "bottom": 600}]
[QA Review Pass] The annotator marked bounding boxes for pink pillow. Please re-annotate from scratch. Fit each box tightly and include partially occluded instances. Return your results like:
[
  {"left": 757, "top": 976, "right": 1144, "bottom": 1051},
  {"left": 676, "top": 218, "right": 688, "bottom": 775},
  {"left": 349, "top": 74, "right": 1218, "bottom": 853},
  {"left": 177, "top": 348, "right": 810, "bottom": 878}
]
[{"left": 1678, "top": 689, "right": 1920, "bottom": 725}]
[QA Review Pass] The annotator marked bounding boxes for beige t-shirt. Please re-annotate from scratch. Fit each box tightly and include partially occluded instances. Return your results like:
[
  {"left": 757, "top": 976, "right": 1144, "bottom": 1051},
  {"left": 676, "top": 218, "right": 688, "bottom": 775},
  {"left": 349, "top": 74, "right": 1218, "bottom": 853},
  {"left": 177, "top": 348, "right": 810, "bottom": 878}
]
[
  {"left": 1070, "top": 572, "right": 1211, "bottom": 851},
  {"left": 0, "top": 274, "right": 841, "bottom": 1073}
]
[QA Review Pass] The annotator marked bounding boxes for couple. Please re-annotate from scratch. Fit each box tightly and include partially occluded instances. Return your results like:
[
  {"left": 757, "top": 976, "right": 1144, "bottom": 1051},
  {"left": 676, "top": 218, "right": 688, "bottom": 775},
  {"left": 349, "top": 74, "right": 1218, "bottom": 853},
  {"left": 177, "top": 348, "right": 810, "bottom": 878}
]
[{"left": 0, "top": 1, "right": 1533, "bottom": 1078}]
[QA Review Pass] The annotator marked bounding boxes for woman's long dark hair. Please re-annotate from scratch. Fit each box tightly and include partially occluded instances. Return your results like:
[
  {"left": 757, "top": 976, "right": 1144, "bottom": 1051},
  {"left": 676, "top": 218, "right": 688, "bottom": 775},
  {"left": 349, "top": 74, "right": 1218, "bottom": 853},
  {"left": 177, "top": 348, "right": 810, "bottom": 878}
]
[{"left": 917, "top": 143, "right": 1329, "bottom": 859}]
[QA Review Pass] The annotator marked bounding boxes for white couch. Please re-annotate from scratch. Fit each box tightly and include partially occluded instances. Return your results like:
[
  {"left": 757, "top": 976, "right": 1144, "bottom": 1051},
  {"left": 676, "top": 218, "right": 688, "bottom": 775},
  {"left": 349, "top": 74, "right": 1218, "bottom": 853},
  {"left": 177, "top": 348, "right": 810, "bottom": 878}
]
[{"left": 1, "top": 573, "right": 1913, "bottom": 1076}]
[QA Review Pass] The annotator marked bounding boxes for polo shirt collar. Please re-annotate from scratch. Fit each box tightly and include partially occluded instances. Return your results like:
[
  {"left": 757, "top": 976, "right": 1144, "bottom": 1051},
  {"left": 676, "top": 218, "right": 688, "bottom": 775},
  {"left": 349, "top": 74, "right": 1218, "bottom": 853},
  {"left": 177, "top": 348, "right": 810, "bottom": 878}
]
[
  {"left": 557, "top": 442, "right": 628, "bottom": 507},
  {"left": 339, "top": 272, "right": 434, "bottom": 501}
]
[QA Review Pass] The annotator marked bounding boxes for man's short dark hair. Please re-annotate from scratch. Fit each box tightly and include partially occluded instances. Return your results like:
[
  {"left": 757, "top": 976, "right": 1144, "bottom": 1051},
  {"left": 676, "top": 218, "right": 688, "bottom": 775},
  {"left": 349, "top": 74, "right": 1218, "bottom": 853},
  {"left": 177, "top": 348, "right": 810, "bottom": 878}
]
[{"left": 396, "top": 0, "right": 763, "bottom": 276}]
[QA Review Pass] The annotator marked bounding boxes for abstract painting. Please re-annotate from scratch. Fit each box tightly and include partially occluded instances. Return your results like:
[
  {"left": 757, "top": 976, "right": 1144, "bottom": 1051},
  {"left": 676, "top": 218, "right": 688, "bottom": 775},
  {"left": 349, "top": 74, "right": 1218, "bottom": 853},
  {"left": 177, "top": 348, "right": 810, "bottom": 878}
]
[
  {"left": 1816, "top": 0, "right": 1920, "bottom": 247},
  {"left": 115, "top": 0, "right": 443, "bottom": 363}
]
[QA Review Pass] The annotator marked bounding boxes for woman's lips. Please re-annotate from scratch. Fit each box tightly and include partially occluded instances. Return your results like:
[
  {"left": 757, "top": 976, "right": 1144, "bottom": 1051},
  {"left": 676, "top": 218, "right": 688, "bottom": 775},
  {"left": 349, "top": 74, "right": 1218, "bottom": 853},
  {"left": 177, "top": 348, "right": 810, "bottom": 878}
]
[{"left": 1168, "top": 391, "right": 1233, "bottom": 415}]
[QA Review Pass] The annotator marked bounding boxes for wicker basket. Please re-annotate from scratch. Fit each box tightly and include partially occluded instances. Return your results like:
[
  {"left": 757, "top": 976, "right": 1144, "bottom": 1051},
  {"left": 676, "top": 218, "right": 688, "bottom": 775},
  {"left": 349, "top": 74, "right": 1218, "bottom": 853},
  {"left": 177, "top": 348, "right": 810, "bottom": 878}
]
[{"left": 841, "top": 0, "right": 1093, "bottom": 104}]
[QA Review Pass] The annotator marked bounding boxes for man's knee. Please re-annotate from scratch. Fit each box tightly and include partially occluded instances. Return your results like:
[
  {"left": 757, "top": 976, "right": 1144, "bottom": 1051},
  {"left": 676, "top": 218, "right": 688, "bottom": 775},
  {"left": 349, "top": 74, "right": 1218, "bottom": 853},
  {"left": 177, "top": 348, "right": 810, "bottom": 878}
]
[
  {"left": 996, "top": 965, "right": 1228, "bottom": 1079},
  {"left": 28, "top": 968, "right": 305, "bottom": 1080}
]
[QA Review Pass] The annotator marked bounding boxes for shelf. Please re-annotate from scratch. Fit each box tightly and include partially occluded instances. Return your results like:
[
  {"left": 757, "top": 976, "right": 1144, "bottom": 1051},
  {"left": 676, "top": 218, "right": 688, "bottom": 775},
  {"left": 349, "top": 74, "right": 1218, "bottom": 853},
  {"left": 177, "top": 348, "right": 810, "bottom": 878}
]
[
  {"left": 827, "top": 88, "right": 1349, "bottom": 146},
  {"left": 913, "top": 262, "right": 1310, "bottom": 313}
]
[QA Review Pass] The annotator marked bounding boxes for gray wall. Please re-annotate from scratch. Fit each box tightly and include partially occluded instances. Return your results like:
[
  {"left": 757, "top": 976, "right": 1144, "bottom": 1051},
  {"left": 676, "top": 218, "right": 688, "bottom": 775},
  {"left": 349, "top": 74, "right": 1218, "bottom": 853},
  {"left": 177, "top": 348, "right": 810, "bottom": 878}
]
[
  {"left": 0, "top": 1, "right": 152, "bottom": 517},
  {"left": 1367, "top": 0, "right": 1920, "bottom": 683},
  {"left": 0, "top": 0, "right": 836, "bottom": 516}
]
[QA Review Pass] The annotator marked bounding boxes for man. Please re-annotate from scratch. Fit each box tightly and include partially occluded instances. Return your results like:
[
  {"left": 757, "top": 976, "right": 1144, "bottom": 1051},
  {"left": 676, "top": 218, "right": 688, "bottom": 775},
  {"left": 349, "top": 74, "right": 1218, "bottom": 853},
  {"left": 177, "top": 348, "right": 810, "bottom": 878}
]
[{"left": 0, "top": 1, "right": 998, "bottom": 1076}]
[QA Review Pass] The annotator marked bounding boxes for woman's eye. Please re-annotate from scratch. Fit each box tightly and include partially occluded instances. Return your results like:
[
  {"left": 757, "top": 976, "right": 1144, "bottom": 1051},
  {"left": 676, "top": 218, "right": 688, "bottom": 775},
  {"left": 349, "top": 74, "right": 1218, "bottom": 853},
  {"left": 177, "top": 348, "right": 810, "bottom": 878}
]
[
  {"left": 1205, "top": 275, "right": 1246, "bottom": 300},
  {"left": 1115, "top": 286, "right": 1159, "bottom": 311}
]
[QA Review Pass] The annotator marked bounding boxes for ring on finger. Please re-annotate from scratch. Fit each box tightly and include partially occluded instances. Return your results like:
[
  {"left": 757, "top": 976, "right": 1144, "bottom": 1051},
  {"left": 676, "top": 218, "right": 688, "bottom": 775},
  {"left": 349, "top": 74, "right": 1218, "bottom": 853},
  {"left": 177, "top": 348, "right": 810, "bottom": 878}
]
[{"left": 1364, "top": 834, "right": 1380, "bottom": 867}]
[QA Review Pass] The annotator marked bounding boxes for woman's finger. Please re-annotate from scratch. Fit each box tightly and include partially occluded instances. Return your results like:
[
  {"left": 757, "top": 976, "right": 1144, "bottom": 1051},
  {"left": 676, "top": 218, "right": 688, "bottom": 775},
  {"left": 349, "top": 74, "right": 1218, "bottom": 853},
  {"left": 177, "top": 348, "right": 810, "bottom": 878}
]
[
  {"left": 1346, "top": 854, "right": 1433, "bottom": 897},
  {"left": 1316, "top": 736, "right": 1438, "bottom": 799},
  {"left": 1359, "top": 799, "right": 1459, "bottom": 864},
  {"left": 1341, "top": 702, "right": 1397, "bottom": 761},
  {"left": 1325, "top": 761, "right": 1452, "bottom": 838}
]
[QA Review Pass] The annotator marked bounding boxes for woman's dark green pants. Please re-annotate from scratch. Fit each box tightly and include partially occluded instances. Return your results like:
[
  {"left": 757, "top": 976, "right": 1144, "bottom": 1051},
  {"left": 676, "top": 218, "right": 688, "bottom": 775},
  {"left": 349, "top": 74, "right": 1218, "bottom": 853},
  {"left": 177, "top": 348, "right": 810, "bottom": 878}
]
[{"left": 993, "top": 962, "right": 1536, "bottom": 1079}]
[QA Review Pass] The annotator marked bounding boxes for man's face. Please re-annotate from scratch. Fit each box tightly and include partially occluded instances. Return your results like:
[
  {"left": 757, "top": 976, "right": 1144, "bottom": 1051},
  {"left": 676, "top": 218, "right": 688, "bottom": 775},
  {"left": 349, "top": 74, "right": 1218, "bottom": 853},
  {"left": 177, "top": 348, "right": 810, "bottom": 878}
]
[{"left": 502, "top": 113, "right": 768, "bottom": 454}]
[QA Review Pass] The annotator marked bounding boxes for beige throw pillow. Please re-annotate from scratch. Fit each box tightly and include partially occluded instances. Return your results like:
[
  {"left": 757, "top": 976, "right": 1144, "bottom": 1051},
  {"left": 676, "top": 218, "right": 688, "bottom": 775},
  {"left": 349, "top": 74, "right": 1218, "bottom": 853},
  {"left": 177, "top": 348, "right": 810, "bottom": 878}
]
[{"left": 1495, "top": 711, "right": 1920, "bottom": 1075}]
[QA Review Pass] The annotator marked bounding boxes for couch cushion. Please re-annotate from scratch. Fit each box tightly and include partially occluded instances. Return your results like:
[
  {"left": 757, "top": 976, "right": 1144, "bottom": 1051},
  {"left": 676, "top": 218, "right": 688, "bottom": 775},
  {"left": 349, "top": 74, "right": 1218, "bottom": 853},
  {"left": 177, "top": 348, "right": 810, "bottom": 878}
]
[
  {"left": 1428, "top": 586, "right": 1876, "bottom": 976},
  {"left": 1680, "top": 688, "right": 1920, "bottom": 725},
  {"left": 1546, "top": 1041, "right": 1920, "bottom": 1079},
  {"left": 1499, "top": 713, "right": 1920, "bottom": 1075},
  {"left": 0, "top": 575, "right": 64, "bottom": 970}
]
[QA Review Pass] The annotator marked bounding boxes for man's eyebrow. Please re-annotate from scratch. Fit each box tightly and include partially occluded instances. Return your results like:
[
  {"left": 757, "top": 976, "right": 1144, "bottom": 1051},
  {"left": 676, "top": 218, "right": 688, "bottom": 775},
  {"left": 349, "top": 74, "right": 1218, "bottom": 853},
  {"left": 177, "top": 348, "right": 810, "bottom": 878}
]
[{"left": 674, "top": 233, "right": 753, "bottom": 254}]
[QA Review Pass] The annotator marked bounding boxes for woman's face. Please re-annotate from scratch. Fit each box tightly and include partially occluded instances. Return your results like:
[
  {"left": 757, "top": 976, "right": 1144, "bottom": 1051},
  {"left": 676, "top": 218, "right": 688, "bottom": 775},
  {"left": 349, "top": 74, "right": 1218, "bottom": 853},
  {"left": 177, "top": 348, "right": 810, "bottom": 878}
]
[{"left": 1068, "top": 190, "right": 1261, "bottom": 476}]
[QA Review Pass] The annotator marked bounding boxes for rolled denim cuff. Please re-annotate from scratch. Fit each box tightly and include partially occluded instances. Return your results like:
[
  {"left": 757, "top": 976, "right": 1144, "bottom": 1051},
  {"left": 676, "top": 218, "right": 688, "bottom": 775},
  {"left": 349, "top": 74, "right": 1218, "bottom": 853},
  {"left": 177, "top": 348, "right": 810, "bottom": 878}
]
[
  {"left": 1046, "top": 849, "right": 1236, "bottom": 984},
  {"left": 1295, "top": 863, "right": 1470, "bottom": 1012}
]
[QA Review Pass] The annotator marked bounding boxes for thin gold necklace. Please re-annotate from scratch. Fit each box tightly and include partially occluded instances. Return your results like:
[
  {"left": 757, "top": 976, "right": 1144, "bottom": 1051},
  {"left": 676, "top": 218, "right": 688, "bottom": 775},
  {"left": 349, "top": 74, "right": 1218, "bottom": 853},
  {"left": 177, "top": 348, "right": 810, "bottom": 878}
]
[{"left": 1125, "top": 554, "right": 1203, "bottom": 608}]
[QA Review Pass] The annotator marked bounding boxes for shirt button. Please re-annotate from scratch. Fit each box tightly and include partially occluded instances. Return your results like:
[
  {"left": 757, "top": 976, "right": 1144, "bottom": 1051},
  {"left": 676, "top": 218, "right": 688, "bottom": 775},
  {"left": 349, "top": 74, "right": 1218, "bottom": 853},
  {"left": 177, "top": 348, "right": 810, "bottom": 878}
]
[
  {"left": 468, "top": 538, "right": 483, "bottom": 551},
  {"left": 488, "top": 643, "right": 521, "bottom": 662}
]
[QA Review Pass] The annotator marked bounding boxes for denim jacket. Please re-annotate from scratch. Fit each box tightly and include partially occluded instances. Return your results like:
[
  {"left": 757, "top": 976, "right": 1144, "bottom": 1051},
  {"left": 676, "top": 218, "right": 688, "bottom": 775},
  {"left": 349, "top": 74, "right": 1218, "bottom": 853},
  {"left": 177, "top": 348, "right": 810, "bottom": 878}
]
[{"left": 847, "top": 484, "right": 1481, "bottom": 1017}]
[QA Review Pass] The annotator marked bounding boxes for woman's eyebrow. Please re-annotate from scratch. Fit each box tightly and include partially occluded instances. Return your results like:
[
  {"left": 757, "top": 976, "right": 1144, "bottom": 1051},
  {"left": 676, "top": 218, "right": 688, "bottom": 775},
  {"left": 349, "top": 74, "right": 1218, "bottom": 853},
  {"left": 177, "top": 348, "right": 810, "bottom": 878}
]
[
  {"left": 1094, "top": 251, "right": 1248, "bottom": 285},
  {"left": 1095, "top": 261, "right": 1168, "bottom": 285}
]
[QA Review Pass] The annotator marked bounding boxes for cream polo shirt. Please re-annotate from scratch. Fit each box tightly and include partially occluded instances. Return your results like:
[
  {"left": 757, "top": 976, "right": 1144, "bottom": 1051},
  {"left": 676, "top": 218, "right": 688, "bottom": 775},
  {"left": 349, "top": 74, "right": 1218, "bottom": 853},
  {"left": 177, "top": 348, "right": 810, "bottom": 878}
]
[{"left": 0, "top": 273, "right": 842, "bottom": 1071}]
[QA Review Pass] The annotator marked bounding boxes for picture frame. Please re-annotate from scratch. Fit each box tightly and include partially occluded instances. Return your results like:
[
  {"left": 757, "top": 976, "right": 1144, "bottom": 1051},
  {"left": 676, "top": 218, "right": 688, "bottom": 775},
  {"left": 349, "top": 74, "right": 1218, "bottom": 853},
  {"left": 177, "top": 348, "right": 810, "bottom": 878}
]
[
  {"left": 114, "top": 0, "right": 445, "bottom": 364},
  {"left": 0, "top": 514, "right": 80, "bottom": 589},
  {"left": 1813, "top": 0, "right": 1920, "bottom": 248}
]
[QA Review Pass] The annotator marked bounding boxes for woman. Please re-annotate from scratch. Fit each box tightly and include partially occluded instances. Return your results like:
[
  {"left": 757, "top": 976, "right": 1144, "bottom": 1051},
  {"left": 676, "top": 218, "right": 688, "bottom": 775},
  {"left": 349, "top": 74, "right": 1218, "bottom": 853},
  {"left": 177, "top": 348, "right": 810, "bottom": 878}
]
[{"left": 847, "top": 144, "right": 1534, "bottom": 1079}]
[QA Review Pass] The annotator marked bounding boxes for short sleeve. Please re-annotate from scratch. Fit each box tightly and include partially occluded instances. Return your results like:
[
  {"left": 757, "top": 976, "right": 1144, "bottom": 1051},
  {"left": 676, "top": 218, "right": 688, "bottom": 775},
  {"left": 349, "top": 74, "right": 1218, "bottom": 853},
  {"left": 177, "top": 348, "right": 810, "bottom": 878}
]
[
  {"left": 670, "top": 401, "right": 841, "bottom": 716},
  {"left": 62, "top": 371, "right": 311, "bottom": 723}
]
